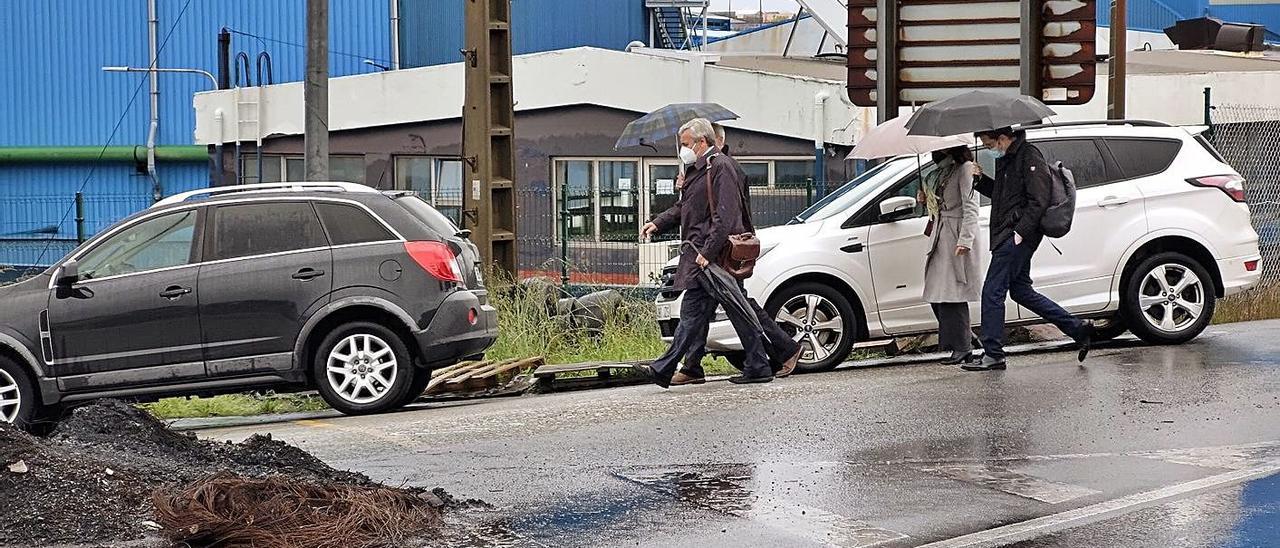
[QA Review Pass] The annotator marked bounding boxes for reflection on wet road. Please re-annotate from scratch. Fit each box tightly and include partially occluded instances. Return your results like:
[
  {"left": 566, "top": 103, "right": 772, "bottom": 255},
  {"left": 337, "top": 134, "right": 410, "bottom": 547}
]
[{"left": 201, "top": 321, "right": 1280, "bottom": 547}]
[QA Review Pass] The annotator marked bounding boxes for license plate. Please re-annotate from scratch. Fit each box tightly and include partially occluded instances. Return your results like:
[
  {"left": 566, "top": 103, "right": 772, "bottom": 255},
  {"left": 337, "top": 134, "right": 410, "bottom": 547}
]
[{"left": 656, "top": 304, "right": 674, "bottom": 320}]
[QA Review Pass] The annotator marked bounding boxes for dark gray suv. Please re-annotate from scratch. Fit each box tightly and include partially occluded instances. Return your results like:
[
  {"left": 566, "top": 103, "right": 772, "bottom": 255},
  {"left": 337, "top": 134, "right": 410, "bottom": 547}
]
[{"left": 0, "top": 182, "right": 498, "bottom": 428}]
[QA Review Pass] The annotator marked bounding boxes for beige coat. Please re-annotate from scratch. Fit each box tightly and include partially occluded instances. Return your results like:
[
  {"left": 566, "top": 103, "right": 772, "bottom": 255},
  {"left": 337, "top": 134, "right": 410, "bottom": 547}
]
[{"left": 923, "top": 161, "right": 983, "bottom": 303}]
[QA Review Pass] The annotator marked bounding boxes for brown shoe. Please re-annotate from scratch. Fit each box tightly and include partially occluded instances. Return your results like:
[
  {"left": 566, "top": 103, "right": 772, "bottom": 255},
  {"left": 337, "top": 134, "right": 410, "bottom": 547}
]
[
  {"left": 777, "top": 347, "right": 803, "bottom": 378},
  {"left": 671, "top": 372, "right": 706, "bottom": 386}
]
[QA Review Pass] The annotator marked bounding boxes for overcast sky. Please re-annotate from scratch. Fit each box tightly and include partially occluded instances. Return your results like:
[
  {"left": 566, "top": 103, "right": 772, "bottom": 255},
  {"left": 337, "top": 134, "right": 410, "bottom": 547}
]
[{"left": 707, "top": 0, "right": 802, "bottom": 14}]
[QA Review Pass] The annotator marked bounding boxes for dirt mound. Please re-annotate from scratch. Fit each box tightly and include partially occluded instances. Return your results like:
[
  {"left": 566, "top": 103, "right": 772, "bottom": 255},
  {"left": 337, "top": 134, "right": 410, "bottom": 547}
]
[{"left": 1, "top": 400, "right": 453, "bottom": 547}]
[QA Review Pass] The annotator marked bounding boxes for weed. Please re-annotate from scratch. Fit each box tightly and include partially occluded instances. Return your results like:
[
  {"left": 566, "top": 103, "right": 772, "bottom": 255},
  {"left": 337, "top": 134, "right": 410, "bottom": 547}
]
[{"left": 1214, "top": 282, "right": 1280, "bottom": 325}]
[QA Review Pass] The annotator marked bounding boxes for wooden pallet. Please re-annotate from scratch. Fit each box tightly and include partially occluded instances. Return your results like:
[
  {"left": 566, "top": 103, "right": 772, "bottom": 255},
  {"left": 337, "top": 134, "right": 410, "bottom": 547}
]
[
  {"left": 531, "top": 360, "right": 651, "bottom": 392},
  {"left": 423, "top": 357, "right": 545, "bottom": 397}
]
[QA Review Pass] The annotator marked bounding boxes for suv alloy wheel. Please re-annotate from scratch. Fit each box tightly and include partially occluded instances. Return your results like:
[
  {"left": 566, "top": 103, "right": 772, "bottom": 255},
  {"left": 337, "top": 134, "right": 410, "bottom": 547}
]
[
  {"left": 1122, "top": 252, "right": 1216, "bottom": 345},
  {"left": 0, "top": 356, "right": 36, "bottom": 428},
  {"left": 766, "top": 282, "right": 857, "bottom": 373},
  {"left": 314, "top": 322, "right": 418, "bottom": 414}
]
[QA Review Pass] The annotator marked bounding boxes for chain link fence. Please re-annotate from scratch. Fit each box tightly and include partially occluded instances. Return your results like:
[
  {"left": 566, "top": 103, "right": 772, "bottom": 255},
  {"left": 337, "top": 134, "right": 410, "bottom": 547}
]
[{"left": 1209, "top": 104, "right": 1280, "bottom": 286}]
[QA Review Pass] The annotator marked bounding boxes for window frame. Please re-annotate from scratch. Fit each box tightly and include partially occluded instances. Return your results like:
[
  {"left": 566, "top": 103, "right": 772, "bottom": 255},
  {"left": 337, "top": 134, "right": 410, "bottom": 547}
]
[
  {"left": 1030, "top": 137, "right": 1124, "bottom": 191},
  {"left": 551, "top": 157, "right": 644, "bottom": 244},
  {"left": 392, "top": 155, "right": 466, "bottom": 225}
]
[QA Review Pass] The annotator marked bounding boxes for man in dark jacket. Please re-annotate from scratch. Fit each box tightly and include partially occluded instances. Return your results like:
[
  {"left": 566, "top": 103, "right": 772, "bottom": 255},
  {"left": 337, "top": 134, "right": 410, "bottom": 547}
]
[
  {"left": 969, "top": 127, "right": 1093, "bottom": 371},
  {"left": 636, "top": 118, "right": 774, "bottom": 386},
  {"left": 670, "top": 124, "right": 803, "bottom": 385}
]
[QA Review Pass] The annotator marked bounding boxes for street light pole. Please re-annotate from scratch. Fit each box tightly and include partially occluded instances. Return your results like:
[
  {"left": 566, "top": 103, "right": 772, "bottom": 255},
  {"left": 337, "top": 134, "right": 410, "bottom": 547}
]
[
  {"left": 305, "top": 0, "right": 330, "bottom": 181},
  {"left": 1109, "top": 0, "right": 1127, "bottom": 119}
]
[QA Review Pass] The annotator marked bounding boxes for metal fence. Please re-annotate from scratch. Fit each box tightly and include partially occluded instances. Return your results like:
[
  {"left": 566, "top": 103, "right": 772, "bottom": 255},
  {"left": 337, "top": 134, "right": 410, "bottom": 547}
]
[
  {"left": 0, "top": 185, "right": 817, "bottom": 288},
  {"left": 1209, "top": 104, "right": 1280, "bottom": 286}
]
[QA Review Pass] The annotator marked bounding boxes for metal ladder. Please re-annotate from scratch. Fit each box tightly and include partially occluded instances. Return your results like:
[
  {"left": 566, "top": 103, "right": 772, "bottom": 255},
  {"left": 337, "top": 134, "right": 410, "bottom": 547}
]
[{"left": 235, "top": 86, "right": 262, "bottom": 183}]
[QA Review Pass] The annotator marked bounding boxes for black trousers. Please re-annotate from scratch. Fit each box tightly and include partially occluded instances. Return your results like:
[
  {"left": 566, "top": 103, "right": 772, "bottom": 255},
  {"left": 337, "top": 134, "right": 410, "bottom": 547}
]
[
  {"left": 930, "top": 302, "right": 972, "bottom": 354},
  {"left": 652, "top": 278, "right": 772, "bottom": 381},
  {"left": 680, "top": 286, "right": 801, "bottom": 377},
  {"left": 981, "top": 238, "right": 1085, "bottom": 361}
]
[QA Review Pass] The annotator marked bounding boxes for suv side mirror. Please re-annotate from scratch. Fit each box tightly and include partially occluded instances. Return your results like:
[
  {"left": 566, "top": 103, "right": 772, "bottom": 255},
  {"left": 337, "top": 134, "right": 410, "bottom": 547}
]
[
  {"left": 56, "top": 260, "right": 80, "bottom": 287},
  {"left": 455, "top": 229, "right": 473, "bottom": 240},
  {"left": 879, "top": 196, "right": 918, "bottom": 222}
]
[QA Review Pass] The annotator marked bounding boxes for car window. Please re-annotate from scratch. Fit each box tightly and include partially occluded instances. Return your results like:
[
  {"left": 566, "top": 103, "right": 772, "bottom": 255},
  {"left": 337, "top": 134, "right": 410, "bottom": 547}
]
[
  {"left": 1104, "top": 138, "right": 1182, "bottom": 180},
  {"left": 315, "top": 202, "right": 395, "bottom": 245},
  {"left": 210, "top": 202, "right": 327, "bottom": 261},
  {"left": 798, "top": 158, "right": 914, "bottom": 224},
  {"left": 77, "top": 210, "right": 197, "bottom": 280},
  {"left": 852, "top": 162, "right": 936, "bottom": 227},
  {"left": 394, "top": 195, "right": 459, "bottom": 237},
  {"left": 1033, "top": 139, "right": 1112, "bottom": 189}
]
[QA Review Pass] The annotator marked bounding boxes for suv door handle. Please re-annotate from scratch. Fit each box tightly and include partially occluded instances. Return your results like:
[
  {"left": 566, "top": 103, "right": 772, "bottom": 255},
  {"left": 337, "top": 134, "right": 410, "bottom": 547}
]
[
  {"left": 840, "top": 243, "right": 864, "bottom": 253},
  {"left": 1097, "top": 196, "right": 1130, "bottom": 207},
  {"left": 159, "top": 286, "right": 191, "bottom": 299},
  {"left": 292, "top": 268, "right": 326, "bottom": 281}
]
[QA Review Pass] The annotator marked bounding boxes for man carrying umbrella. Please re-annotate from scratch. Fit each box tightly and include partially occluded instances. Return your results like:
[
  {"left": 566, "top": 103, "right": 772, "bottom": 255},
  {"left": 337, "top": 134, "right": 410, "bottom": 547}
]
[
  {"left": 906, "top": 92, "right": 1095, "bottom": 371},
  {"left": 635, "top": 118, "right": 775, "bottom": 386}
]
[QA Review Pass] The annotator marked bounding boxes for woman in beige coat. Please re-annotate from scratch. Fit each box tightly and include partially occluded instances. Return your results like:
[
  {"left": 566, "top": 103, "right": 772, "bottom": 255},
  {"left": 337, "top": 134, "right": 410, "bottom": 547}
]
[{"left": 920, "top": 146, "right": 983, "bottom": 364}]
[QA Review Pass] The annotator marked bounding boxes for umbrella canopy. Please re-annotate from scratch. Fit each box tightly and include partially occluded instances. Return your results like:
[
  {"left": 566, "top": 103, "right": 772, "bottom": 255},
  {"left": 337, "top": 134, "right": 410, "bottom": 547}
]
[
  {"left": 905, "top": 91, "right": 1057, "bottom": 137},
  {"left": 614, "top": 103, "right": 738, "bottom": 150},
  {"left": 697, "top": 263, "right": 763, "bottom": 335},
  {"left": 847, "top": 115, "right": 972, "bottom": 160}
]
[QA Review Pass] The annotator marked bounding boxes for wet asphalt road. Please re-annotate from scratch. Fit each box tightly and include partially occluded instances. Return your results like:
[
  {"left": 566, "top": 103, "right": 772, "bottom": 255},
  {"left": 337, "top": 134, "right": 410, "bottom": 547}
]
[{"left": 201, "top": 320, "right": 1280, "bottom": 547}]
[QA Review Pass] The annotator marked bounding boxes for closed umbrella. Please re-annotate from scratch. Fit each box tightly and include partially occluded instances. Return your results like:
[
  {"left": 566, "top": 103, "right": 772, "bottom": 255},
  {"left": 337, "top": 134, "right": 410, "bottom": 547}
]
[
  {"left": 615, "top": 103, "right": 738, "bottom": 150},
  {"left": 847, "top": 115, "right": 972, "bottom": 160},
  {"left": 697, "top": 262, "right": 763, "bottom": 335},
  {"left": 905, "top": 91, "right": 1057, "bottom": 137}
]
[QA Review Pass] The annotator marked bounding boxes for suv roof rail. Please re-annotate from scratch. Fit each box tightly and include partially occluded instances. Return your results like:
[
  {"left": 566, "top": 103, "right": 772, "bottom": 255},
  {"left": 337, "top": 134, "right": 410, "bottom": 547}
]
[
  {"left": 1022, "top": 119, "right": 1174, "bottom": 131},
  {"left": 154, "top": 182, "right": 378, "bottom": 207}
]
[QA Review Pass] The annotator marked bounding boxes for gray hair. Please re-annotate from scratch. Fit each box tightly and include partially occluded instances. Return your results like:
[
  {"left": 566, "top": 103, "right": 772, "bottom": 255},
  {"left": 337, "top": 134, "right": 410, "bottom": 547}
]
[
  {"left": 712, "top": 123, "right": 726, "bottom": 146},
  {"left": 679, "top": 118, "right": 716, "bottom": 146}
]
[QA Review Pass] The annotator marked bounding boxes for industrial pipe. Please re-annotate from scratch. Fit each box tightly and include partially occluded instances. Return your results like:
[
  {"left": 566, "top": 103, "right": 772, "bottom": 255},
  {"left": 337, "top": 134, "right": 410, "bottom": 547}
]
[
  {"left": 213, "top": 109, "right": 226, "bottom": 186},
  {"left": 147, "top": 0, "right": 161, "bottom": 200},
  {"left": 0, "top": 146, "right": 208, "bottom": 163},
  {"left": 813, "top": 90, "right": 831, "bottom": 198}
]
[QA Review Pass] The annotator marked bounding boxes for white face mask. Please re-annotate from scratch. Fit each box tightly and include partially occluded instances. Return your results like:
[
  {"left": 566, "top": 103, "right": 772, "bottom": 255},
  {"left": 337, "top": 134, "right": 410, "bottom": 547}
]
[{"left": 678, "top": 146, "right": 697, "bottom": 166}]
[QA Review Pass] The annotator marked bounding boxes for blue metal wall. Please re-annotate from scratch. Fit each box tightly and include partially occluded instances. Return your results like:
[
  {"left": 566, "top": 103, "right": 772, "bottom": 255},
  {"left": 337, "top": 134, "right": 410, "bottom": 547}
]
[
  {"left": 400, "top": 0, "right": 649, "bottom": 68},
  {"left": 1, "top": 1, "right": 392, "bottom": 267},
  {"left": 1098, "top": 0, "right": 1280, "bottom": 36}
]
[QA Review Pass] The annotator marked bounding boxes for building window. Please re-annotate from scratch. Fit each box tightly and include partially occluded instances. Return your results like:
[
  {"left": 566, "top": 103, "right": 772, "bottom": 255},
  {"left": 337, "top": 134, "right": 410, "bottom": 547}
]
[
  {"left": 240, "top": 156, "right": 284, "bottom": 183},
  {"left": 240, "top": 155, "right": 364, "bottom": 185},
  {"left": 558, "top": 160, "right": 595, "bottom": 239},
  {"left": 741, "top": 162, "right": 769, "bottom": 187},
  {"left": 775, "top": 160, "right": 815, "bottom": 189},
  {"left": 329, "top": 156, "right": 366, "bottom": 186},
  {"left": 393, "top": 156, "right": 464, "bottom": 225},
  {"left": 597, "top": 160, "right": 638, "bottom": 242}
]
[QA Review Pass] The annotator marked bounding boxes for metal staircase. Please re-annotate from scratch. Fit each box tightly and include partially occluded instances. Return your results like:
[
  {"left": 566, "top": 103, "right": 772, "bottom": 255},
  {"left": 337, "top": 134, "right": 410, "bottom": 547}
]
[{"left": 646, "top": 1, "right": 702, "bottom": 50}]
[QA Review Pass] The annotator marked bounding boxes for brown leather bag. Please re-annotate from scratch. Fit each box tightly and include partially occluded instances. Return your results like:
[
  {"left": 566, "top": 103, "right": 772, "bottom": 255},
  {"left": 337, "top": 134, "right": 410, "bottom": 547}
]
[{"left": 705, "top": 156, "right": 760, "bottom": 279}]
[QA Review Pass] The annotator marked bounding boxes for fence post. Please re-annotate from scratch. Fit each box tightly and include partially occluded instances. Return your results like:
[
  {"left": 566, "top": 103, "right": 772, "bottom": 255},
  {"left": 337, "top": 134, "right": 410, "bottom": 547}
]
[
  {"left": 74, "top": 192, "right": 86, "bottom": 244},
  {"left": 806, "top": 177, "right": 814, "bottom": 206},
  {"left": 559, "top": 180, "right": 570, "bottom": 285},
  {"left": 1203, "top": 87, "right": 1214, "bottom": 140}
]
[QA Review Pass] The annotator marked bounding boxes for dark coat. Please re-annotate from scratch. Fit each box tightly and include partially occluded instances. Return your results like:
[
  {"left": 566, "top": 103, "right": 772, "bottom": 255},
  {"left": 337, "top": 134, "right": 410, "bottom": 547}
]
[
  {"left": 651, "top": 150, "right": 750, "bottom": 290},
  {"left": 975, "top": 134, "right": 1052, "bottom": 249}
]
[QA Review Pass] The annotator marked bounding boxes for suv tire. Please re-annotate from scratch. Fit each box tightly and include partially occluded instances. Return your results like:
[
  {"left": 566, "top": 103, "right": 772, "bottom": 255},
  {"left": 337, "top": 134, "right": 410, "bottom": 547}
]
[
  {"left": 765, "top": 282, "right": 858, "bottom": 373},
  {"left": 1122, "top": 252, "right": 1216, "bottom": 345},
  {"left": 313, "top": 322, "right": 418, "bottom": 415},
  {"left": 1091, "top": 315, "right": 1129, "bottom": 341},
  {"left": 0, "top": 356, "right": 39, "bottom": 430}
]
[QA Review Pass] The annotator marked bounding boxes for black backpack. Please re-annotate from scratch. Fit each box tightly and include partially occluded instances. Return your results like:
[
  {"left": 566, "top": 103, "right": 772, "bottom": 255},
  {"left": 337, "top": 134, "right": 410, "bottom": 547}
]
[{"left": 1040, "top": 159, "right": 1076, "bottom": 239}]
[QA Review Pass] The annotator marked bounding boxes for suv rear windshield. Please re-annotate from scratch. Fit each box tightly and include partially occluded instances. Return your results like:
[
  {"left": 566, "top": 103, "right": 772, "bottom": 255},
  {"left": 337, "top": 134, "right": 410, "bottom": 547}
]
[{"left": 394, "top": 195, "right": 460, "bottom": 237}]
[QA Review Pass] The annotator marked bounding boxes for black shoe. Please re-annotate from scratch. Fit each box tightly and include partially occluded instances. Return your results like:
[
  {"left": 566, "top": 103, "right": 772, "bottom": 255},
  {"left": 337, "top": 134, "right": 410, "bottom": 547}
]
[
  {"left": 1077, "top": 323, "right": 1095, "bottom": 363},
  {"left": 961, "top": 357, "right": 1006, "bottom": 371},
  {"left": 728, "top": 374, "right": 774, "bottom": 384},
  {"left": 940, "top": 351, "right": 975, "bottom": 365},
  {"left": 632, "top": 363, "right": 670, "bottom": 389}
]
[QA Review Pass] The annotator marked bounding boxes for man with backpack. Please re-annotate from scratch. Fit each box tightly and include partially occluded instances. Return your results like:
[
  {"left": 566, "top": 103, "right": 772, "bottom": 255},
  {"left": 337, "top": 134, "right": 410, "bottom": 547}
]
[{"left": 968, "top": 127, "right": 1094, "bottom": 371}]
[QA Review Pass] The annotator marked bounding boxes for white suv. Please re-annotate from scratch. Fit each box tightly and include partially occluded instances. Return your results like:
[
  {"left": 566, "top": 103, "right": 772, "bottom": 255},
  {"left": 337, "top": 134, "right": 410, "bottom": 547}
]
[{"left": 655, "top": 120, "right": 1262, "bottom": 372}]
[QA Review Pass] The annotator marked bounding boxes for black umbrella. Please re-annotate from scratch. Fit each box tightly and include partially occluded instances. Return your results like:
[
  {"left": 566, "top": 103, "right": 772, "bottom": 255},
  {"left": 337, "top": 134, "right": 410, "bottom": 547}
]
[
  {"left": 698, "top": 262, "right": 763, "bottom": 335},
  {"left": 905, "top": 91, "right": 1057, "bottom": 137}
]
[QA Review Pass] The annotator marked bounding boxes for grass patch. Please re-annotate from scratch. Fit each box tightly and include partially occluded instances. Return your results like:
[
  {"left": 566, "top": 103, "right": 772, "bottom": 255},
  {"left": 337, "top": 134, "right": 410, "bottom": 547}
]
[
  {"left": 1213, "top": 282, "right": 1280, "bottom": 325},
  {"left": 141, "top": 393, "right": 329, "bottom": 420}
]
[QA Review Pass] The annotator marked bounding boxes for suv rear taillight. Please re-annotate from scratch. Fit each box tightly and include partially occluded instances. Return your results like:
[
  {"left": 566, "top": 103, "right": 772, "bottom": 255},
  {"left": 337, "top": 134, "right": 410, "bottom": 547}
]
[
  {"left": 405, "top": 241, "right": 463, "bottom": 283},
  {"left": 1188, "top": 175, "right": 1246, "bottom": 202}
]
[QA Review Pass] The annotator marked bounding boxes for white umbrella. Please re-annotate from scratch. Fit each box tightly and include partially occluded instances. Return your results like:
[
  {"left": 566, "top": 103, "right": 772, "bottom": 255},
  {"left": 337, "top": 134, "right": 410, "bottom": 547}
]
[{"left": 847, "top": 115, "right": 972, "bottom": 160}]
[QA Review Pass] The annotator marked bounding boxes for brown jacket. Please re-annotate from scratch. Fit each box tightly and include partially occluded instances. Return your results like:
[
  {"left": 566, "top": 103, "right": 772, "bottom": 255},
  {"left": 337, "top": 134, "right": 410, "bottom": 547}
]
[{"left": 651, "top": 151, "right": 749, "bottom": 290}]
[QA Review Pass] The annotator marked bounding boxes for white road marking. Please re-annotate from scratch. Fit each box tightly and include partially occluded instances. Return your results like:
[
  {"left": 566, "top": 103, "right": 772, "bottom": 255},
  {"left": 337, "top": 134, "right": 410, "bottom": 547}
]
[
  {"left": 916, "top": 462, "right": 1280, "bottom": 548},
  {"left": 919, "top": 464, "right": 1101, "bottom": 504}
]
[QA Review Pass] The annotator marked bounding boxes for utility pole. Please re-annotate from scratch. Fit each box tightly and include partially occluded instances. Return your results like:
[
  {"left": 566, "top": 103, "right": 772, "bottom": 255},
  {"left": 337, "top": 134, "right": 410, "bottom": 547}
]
[
  {"left": 462, "top": 0, "right": 518, "bottom": 278},
  {"left": 304, "top": 0, "right": 329, "bottom": 181},
  {"left": 1020, "top": 0, "right": 1042, "bottom": 99},
  {"left": 874, "top": 0, "right": 899, "bottom": 124},
  {"left": 1108, "top": 0, "right": 1127, "bottom": 119}
]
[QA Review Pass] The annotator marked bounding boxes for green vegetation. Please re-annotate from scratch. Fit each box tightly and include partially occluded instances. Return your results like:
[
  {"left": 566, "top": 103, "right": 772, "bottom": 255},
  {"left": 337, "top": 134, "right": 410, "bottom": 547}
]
[
  {"left": 141, "top": 393, "right": 329, "bottom": 420},
  {"left": 1213, "top": 283, "right": 1280, "bottom": 325}
]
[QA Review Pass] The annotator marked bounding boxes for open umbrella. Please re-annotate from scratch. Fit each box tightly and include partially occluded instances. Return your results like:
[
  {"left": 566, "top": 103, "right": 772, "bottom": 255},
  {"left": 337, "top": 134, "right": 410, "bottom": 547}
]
[
  {"left": 905, "top": 91, "right": 1056, "bottom": 137},
  {"left": 847, "top": 115, "right": 972, "bottom": 160},
  {"left": 614, "top": 103, "right": 738, "bottom": 150}
]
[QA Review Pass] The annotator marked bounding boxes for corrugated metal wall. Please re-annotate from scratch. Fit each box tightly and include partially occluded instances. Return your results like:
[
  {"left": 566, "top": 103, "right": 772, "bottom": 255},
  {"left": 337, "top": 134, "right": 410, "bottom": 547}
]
[
  {"left": 1, "top": 1, "right": 391, "bottom": 267},
  {"left": 400, "top": 0, "right": 649, "bottom": 67},
  {"left": 1097, "top": 0, "right": 1280, "bottom": 36}
]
